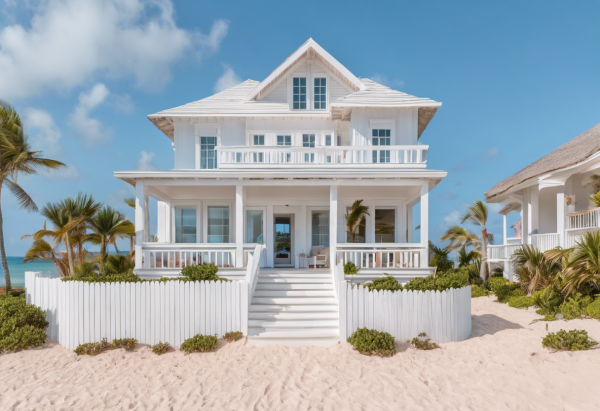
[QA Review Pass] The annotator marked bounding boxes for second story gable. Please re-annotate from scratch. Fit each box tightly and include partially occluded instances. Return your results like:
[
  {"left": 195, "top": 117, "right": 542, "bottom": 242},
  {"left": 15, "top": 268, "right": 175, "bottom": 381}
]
[{"left": 147, "top": 39, "right": 442, "bottom": 171}]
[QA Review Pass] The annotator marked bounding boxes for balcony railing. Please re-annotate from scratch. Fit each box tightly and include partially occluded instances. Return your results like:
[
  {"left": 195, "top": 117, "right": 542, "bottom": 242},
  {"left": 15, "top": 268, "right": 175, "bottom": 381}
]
[
  {"left": 336, "top": 243, "right": 425, "bottom": 269},
  {"left": 487, "top": 244, "right": 523, "bottom": 261},
  {"left": 216, "top": 145, "right": 428, "bottom": 167},
  {"left": 141, "top": 243, "right": 258, "bottom": 269},
  {"left": 566, "top": 208, "right": 600, "bottom": 231},
  {"left": 530, "top": 233, "right": 561, "bottom": 252}
]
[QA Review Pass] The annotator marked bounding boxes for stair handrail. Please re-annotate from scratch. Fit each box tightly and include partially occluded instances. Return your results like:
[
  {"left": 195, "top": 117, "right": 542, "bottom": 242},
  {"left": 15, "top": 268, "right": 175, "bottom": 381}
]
[{"left": 245, "top": 244, "right": 264, "bottom": 303}]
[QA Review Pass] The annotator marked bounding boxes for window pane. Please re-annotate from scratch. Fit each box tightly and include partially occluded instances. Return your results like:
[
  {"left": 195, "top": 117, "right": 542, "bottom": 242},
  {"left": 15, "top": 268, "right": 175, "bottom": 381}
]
[
  {"left": 246, "top": 210, "right": 264, "bottom": 243},
  {"left": 200, "top": 136, "right": 217, "bottom": 169},
  {"left": 346, "top": 206, "right": 366, "bottom": 243},
  {"left": 293, "top": 77, "right": 306, "bottom": 110},
  {"left": 175, "top": 208, "right": 196, "bottom": 243},
  {"left": 207, "top": 206, "right": 229, "bottom": 243},
  {"left": 375, "top": 209, "right": 395, "bottom": 243},
  {"left": 311, "top": 211, "right": 329, "bottom": 247}
]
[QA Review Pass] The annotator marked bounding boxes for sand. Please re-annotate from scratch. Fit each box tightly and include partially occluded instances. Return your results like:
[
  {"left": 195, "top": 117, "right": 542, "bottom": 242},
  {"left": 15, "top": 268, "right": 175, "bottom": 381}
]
[{"left": 1, "top": 296, "right": 599, "bottom": 411}]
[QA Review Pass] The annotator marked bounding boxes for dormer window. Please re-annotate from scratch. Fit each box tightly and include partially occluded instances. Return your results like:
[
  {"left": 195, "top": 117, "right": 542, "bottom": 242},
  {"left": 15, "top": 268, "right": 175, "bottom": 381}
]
[
  {"left": 314, "top": 78, "right": 326, "bottom": 109},
  {"left": 293, "top": 77, "right": 306, "bottom": 109}
]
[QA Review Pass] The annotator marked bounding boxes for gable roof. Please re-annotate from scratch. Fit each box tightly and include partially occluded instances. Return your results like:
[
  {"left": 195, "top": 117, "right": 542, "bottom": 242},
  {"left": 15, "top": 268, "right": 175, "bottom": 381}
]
[
  {"left": 246, "top": 38, "right": 365, "bottom": 101},
  {"left": 485, "top": 123, "right": 600, "bottom": 202}
]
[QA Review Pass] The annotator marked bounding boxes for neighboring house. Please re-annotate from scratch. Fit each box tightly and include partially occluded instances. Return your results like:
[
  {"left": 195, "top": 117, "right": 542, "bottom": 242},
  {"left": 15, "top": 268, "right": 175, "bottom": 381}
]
[
  {"left": 485, "top": 123, "right": 600, "bottom": 280},
  {"left": 114, "top": 39, "right": 446, "bottom": 344}
]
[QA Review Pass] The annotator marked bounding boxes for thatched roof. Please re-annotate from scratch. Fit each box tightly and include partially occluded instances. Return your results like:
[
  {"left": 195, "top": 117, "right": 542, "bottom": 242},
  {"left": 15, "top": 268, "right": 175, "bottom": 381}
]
[{"left": 485, "top": 123, "right": 600, "bottom": 201}]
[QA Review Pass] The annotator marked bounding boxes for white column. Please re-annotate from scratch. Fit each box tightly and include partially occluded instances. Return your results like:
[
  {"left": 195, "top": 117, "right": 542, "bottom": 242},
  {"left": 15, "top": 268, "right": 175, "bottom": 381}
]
[
  {"left": 503, "top": 214, "right": 507, "bottom": 245},
  {"left": 144, "top": 194, "right": 150, "bottom": 242},
  {"left": 266, "top": 205, "right": 274, "bottom": 267},
  {"left": 235, "top": 184, "right": 244, "bottom": 267},
  {"left": 330, "top": 185, "right": 338, "bottom": 269},
  {"left": 557, "top": 185, "right": 565, "bottom": 247},
  {"left": 420, "top": 183, "right": 429, "bottom": 267},
  {"left": 521, "top": 190, "right": 530, "bottom": 245},
  {"left": 529, "top": 186, "right": 539, "bottom": 236},
  {"left": 407, "top": 205, "right": 413, "bottom": 243},
  {"left": 135, "top": 181, "right": 145, "bottom": 270}
]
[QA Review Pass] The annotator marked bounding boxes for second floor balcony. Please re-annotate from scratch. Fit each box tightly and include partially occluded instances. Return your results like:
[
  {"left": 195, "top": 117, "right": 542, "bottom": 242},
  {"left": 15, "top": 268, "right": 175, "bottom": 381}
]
[{"left": 215, "top": 145, "right": 428, "bottom": 168}]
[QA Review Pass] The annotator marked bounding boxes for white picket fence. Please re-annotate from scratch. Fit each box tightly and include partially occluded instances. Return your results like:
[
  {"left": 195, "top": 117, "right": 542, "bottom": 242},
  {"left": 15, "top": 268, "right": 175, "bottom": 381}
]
[
  {"left": 338, "top": 283, "right": 472, "bottom": 343},
  {"left": 25, "top": 272, "right": 248, "bottom": 350}
]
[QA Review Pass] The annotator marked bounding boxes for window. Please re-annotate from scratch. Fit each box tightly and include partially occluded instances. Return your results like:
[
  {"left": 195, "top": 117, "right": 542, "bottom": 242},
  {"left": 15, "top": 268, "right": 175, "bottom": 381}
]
[
  {"left": 312, "top": 211, "right": 329, "bottom": 247},
  {"left": 252, "top": 135, "right": 264, "bottom": 163},
  {"left": 174, "top": 208, "right": 197, "bottom": 243},
  {"left": 346, "top": 206, "right": 366, "bottom": 243},
  {"left": 207, "top": 206, "right": 229, "bottom": 243},
  {"left": 303, "top": 134, "right": 315, "bottom": 163},
  {"left": 200, "top": 136, "right": 217, "bottom": 169},
  {"left": 325, "top": 134, "right": 333, "bottom": 163},
  {"left": 277, "top": 135, "right": 292, "bottom": 163},
  {"left": 293, "top": 77, "right": 306, "bottom": 109},
  {"left": 246, "top": 210, "right": 263, "bottom": 243},
  {"left": 314, "top": 78, "right": 326, "bottom": 109},
  {"left": 375, "top": 209, "right": 396, "bottom": 243},
  {"left": 372, "top": 129, "right": 391, "bottom": 163}
]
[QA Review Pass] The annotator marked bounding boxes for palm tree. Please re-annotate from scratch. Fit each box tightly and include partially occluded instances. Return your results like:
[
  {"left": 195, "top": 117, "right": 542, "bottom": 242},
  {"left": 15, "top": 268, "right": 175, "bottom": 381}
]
[
  {"left": 440, "top": 225, "right": 480, "bottom": 252},
  {"left": 561, "top": 231, "right": 600, "bottom": 296},
  {"left": 345, "top": 200, "right": 369, "bottom": 243},
  {"left": 124, "top": 196, "right": 136, "bottom": 264},
  {"left": 457, "top": 246, "right": 479, "bottom": 267},
  {"left": 65, "top": 193, "right": 101, "bottom": 265},
  {"left": 511, "top": 245, "right": 562, "bottom": 294},
  {"left": 590, "top": 191, "right": 600, "bottom": 208},
  {"left": 22, "top": 238, "right": 68, "bottom": 277},
  {"left": 429, "top": 241, "right": 453, "bottom": 273},
  {"left": 0, "top": 101, "right": 64, "bottom": 291},
  {"left": 88, "top": 206, "right": 133, "bottom": 275},
  {"left": 461, "top": 200, "right": 490, "bottom": 280}
]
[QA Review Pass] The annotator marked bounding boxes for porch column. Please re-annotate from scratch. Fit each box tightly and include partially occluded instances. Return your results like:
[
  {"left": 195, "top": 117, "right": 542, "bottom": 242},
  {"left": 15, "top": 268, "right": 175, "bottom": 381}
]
[
  {"left": 235, "top": 184, "right": 245, "bottom": 267},
  {"left": 143, "top": 194, "right": 150, "bottom": 242},
  {"left": 557, "top": 185, "right": 565, "bottom": 247},
  {"left": 420, "top": 183, "right": 429, "bottom": 267},
  {"left": 407, "top": 205, "right": 413, "bottom": 243},
  {"left": 503, "top": 214, "right": 507, "bottom": 245},
  {"left": 521, "top": 190, "right": 530, "bottom": 245},
  {"left": 135, "top": 181, "right": 145, "bottom": 270},
  {"left": 330, "top": 185, "right": 338, "bottom": 269},
  {"left": 528, "top": 186, "right": 539, "bottom": 237}
]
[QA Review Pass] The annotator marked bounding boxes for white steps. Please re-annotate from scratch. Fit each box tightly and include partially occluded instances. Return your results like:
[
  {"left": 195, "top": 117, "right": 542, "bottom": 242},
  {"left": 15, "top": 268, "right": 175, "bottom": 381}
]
[{"left": 248, "top": 268, "right": 340, "bottom": 346}]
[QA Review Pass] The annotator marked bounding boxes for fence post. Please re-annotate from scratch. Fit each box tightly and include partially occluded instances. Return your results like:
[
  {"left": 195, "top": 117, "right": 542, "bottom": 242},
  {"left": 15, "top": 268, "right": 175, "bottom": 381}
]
[{"left": 240, "top": 281, "right": 249, "bottom": 336}]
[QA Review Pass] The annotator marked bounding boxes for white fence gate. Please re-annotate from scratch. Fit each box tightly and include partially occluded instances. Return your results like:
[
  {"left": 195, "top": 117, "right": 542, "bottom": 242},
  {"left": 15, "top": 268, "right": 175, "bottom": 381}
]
[
  {"left": 338, "top": 283, "right": 472, "bottom": 343},
  {"left": 25, "top": 272, "right": 249, "bottom": 350}
]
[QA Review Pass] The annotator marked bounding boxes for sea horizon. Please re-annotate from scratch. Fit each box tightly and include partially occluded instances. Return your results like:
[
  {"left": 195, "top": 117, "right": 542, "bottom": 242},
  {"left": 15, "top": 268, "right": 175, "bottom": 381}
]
[{"left": 0, "top": 257, "right": 58, "bottom": 287}]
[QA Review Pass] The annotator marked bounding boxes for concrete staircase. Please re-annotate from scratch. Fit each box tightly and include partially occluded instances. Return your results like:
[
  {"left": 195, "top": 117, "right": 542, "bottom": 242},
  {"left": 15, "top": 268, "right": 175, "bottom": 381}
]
[{"left": 247, "top": 268, "right": 340, "bottom": 346}]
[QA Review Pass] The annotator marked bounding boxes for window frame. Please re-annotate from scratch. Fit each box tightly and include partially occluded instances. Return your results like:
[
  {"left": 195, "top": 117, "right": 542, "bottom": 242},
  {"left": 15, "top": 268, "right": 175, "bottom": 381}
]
[
  {"left": 374, "top": 207, "right": 397, "bottom": 244},
  {"left": 171, "top": 201, "right": 202, "bottom": 243},
  {"left": 313, "top": 77, "right": 327, "bottom": 110},
  {"left": 194, "top": 123, "right": 221, "bottom": 170},
  {"left": 292, "top": 77, "right": 307, "bottom": 110},
  {"left": 245, "top": 206, "right": 267, "bottom": 244},
  {"left": 202, "top": 201, "right": 234, "bottom": 244}
]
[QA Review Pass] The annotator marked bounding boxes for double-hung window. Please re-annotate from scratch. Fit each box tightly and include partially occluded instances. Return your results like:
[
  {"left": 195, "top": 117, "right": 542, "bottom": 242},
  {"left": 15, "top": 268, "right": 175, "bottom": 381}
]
[
  {"left": 200, "top": 136, "right": 217, "bottom": 169},
  {"left": 303, "top": 134, "right": 315, "bottom": 163},
  {"left": 372, "top": 129, "right": 391, "bottom": 163},
  {"left": 314, "top": 78, "right": 326, "bottom": 109},
  {"left": 325, "top": 134, "right": 333, "bottom": 163},
  {"left": 311, "top": 211, "right": 329, "bottom": 247},
  {"left": 252, "top": 135, "right": 264, "bottom": 163},
  {"left": 277, "top": 135, "right": 292, "bottom": 163},
  {"left": 293, "top": 78, "right": 307, "bottom": 109},
  {"left": 174, "top": 207, "right": 197, "bottom": 243},
  {"left": 207, "top": 206, "right": 229, "bottom": 243}
]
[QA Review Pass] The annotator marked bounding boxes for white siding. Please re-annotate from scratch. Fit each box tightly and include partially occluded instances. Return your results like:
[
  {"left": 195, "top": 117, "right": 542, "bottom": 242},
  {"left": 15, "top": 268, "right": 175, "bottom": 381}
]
[
  {"left": 350, "top": 107, "right": 418, "bottom": 146},
  {"left": 539, "top": 186, "right": 558, "bottom": 234},
  {"left": 173, "top": 120, "right": 195, "bottom": 169},
  {"left": 222, "top": 119, "right": 246, "bottom": 146},
  {"left": 330, "top": 77, "right": 350, "bottom": 102},
  {"left": 261, "top": 81, "right": 287, "bottom": 103}
]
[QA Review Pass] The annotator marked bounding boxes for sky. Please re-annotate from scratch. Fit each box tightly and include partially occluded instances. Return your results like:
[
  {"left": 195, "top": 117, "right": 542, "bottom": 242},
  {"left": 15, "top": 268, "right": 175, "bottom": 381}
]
[{"left": 0, "top": 0, "right": 599, "bottom": 259}]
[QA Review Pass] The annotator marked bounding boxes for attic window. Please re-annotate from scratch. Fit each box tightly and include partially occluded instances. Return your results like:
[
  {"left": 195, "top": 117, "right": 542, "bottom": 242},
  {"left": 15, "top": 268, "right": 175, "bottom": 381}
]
[
  {"left": 293, "top": 78, "right": 306, "bottom": 109},
  {"left": 314, "top": 78, "right": 326, "bottom": 109}
]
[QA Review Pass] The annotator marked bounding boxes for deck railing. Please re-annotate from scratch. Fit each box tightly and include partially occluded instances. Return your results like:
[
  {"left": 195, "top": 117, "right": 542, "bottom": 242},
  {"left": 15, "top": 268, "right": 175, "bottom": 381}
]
[
  {"left": 216, "top": 145, "right": 428, "bottom": 167},
  {"left": 142, "top": 243, "right": 259, "bottom": 269},
  {"left": 530, "top": 233, "right": 561, "bottom": 252},
  {"left": 487, "top": 244, "right": 523, "bottom": 261},
  {"left": 566, "top": 208, "right": 600, "bottom": 231},
  {"left": 336, "top": 243, "right": 425, "bottom": 269}
]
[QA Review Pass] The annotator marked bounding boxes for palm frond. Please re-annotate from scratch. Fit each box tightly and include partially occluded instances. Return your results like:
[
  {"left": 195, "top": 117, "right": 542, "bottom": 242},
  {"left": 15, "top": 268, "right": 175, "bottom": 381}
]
[{"left": 4, "top": 177, "right": 38, "bottom": 212}]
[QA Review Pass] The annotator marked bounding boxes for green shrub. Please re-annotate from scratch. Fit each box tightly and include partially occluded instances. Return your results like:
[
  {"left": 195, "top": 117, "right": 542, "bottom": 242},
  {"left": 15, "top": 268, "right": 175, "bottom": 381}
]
[
  {"left": 403, "top": 269, "right": 469, "bottom": 292},
  {"left": 8, "top": 289, "right": 25, "bottom": 298},
  {"left": 471, "top": 285, "right": 489, "bottom": 298},
  {"left": 152, "top": 341, "right": 171, "bottom": 355},
  {"left": 180, "top": 334, "right": 218, "bottom": 353},
  {"left": 496, "top": 283, "right": 524, "bottom": 303},
  {"left": 532, "top": 286, "right": 564, "bottom": 315},
  {"left": 62, "top": 272, "right": 143, "bottom": 283},
  {"left": 223, "top": 331, "right": 244, "bottom": 343},
  {"left": 542, "top": 329, "right": 598, "bottom": 351},
  {"left": 0, "top": 295, "right": 48, "bottom": 351},
  {"left": 508, "top": 296, "right": 535, "bottom": 309},
  {"left": 485, "top": 277, "right": 509, "bottom": 293},
  {"left": 491, "top": 268, "right": 504, "bottom": 278},
  {"left": 542, "top": 314, "right": 557, "bottom": 321},
  {"left": 344, "top": 262, "right": 358, "bottom": 275},
  {"left": 410, "top": 333, "right": 440, "bottom": 350},
  {"left": 347, "top": 328, "right": 396, "bottom": 357},
  {"left": 561, "top": 294, "right": 593, "bottom": 320},
  {"left": 111, "top": 338, "right": 137, "bottom": 350},
  {"left": 74, "top": 339, "right": 111, "bottom": 355},
  {"left": 586, "top": 299, "right": 600, "bottom": 319},
  {"left": 363, "top": 276, "right": 403, "bottom": 292},
  {"left": 180, "top": 264, "right": 226, "bottom": 282}
]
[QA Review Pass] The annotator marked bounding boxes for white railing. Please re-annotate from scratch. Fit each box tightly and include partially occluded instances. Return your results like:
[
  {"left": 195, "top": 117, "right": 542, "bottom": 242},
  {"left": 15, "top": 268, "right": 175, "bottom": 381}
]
[
  {"left": 142, "top": 243, "right": 260, "bottom": 269},
  {"left": 338, "top": 283, "right": 471, "bottom": 343},
  {"left": 530, "top": 233, "right": 561, "bottom": 252},
  {"left": 25, "top": 272, "right": 249, "bottom": 350},
  {"left": 566, "top": 208, "right": 600, "bottom": 231},
  {"left": 487, "top": 244, "right": 522, "bottom": 260},
  {"left": 216, "top": 145, "right": 428, "bottom": 167},
  {"left": 506, "top": 237, "right": 522, "bottom": 245},
  {"left": 245, "top": 244, "right": 264, "bottom": 302},
  {"left": 336, "top": 243, "right": 425, "bottom": 269}
]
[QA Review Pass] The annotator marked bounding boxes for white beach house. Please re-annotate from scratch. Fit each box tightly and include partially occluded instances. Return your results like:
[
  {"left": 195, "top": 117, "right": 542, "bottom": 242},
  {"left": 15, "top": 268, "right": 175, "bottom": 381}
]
[
  {"left": 114, "top": 39, "right": 448, "bottom": 344},
  {"left": 485, "top": 124, "right": 600, "bottom": 280}
]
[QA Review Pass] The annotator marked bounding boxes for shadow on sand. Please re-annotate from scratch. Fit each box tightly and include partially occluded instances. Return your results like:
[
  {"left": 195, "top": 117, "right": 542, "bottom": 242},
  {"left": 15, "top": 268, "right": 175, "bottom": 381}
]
[{"left": 470, "top": 314, "right": 523, "bottom": 337}]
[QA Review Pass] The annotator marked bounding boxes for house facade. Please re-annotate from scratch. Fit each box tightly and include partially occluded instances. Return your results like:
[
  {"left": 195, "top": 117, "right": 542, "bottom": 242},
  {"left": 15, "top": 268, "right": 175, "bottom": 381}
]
[{"left": 485, "top": 124, "right": 600, "bottom": 280}]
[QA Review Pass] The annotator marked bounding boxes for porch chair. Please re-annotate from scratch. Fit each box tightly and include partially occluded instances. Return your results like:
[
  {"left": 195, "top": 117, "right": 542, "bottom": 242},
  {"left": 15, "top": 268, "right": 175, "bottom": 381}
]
[{"left": 308, "top": 246, "right": 329, "bottom": 269}]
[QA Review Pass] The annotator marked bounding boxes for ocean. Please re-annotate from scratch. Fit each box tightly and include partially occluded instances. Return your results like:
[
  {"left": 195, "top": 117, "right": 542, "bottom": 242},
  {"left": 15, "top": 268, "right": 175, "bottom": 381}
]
[{"left": 0, "top": 257, "right": 58, "bottom": 287}]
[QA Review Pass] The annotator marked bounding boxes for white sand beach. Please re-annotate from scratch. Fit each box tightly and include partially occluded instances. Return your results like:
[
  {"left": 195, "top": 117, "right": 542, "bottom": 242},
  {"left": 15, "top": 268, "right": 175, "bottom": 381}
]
[{"left": 1, "top": 297, "right": 599, "bottom": 411}]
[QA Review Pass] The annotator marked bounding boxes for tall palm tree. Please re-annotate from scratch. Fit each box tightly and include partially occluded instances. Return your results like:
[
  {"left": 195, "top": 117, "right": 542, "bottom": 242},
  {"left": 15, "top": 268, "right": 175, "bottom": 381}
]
[
  {"left": 61, "top": 193, "right": 101, "bottom": 268},
  {"left": 0, "top": 100, "right": 64, "bottom": 290},
  {"left": 440, "top": 225, "right": 480, "bottom": 252},
  {"left": 345, "top": 199, "right": 369, "bottom": 243},
  {"left": 461, "top": 200, "right": 490, "bottom": 280},
  {"left": 88, "top": 206, "right": 133, "bottom": 275}
]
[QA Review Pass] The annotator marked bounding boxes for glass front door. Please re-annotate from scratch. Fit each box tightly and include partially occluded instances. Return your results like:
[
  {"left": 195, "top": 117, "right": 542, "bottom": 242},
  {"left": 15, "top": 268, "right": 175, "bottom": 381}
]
[{"left": 274, "top": 216, "right": 293, "bottom": 266}]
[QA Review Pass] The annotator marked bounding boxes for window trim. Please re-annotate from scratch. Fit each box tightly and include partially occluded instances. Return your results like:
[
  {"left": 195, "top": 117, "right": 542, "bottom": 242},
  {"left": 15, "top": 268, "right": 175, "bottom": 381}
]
[
  {"left": 194, "top": 123, "right": 221, "bottom": 170},
  {"left": 313, "top": 77, "right": 327, "bottom": 110},
  {"left": 203, "top": 201, "right": 234, "bottom": 244},
  {"left": 374, "top": 206, "right": 397, "bottom": 244},
  {"left": 292, "top": 76, "right": 307, "bottom": 110},
  {"left": 171, "top": 201, "right": 202, "bottom": 243},
  {"left": 244, "top": 206, "right": 267, "bottom": 244}
]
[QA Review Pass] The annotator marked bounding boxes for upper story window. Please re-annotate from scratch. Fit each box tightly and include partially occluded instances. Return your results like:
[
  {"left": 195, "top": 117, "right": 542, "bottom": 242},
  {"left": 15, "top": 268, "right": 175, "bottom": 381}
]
[
  {"left": 252, "top": 135, "right": 264, "bottom": 163},
  {"left": 303, "top": 134, "right": 315, "bottom": 163},
  {"left": 277, "top": 135, "right": 291, "bottom": 146},
  {"left": 372, "top": 129, "right": 391, "bottom": 163},
  {"left": 293, "top": 77, "right": 307, "bottom": 109},
  {"left": 314, "top": 78, "right": 327, "bottom": 109},
  {"left": 200, "top": 136, "right": 217, "bottom": 169}
]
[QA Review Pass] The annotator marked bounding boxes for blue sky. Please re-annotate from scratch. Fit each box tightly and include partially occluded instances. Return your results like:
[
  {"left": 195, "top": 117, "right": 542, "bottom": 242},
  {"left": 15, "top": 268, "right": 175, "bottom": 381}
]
[{"left": 0, "top": 0, "right": 599, "bottom": 257}]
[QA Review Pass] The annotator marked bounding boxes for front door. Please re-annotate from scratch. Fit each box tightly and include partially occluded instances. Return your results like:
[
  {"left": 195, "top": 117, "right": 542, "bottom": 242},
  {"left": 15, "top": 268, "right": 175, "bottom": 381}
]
[{"left": 274, "top": 215, "right": 293, "bottom": 266}]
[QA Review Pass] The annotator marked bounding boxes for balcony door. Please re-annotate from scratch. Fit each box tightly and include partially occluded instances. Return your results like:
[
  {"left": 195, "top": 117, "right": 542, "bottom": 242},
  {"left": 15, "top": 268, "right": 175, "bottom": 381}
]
[{"left": 274, "top": 215, "right": 294, "bottom": 266}]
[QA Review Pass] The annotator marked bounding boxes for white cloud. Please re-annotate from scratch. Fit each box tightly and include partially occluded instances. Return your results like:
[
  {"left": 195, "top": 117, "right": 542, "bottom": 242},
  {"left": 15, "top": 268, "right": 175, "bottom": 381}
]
[
  {"left": 39, "top": 164, "right": 80, "bottom": 180},
  {"left": 0, "top": 1, "right": 229, "bottom": 99},
  {"left": 138, "top": 151, "right": 157, "bottom": 171},
  {"left": 214, "top": 64, "right": 242, "bottom": 93},
  {"left": 478, "top": 148, "right": 499, "bottom": 161},
  {"left": 487, "top": 203, "right": 504, "bottom": 213},
  {"left": 370, "top": 74, "right": 404, "bottom": 89},
  {"left": 444, "top": 210, "right": 461, "bottom": 225},
  {"left": 109, "top": 184, "right": 135, "bottom": 210},
  {"left": 111, "top": 93, "right": 135, "bottom": 113},
  {"left": 23, "top": 107, "right": 61, "bottom": 155},
  {"left": 68, "top": 83, "right": 112, "bottom": 146}
]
